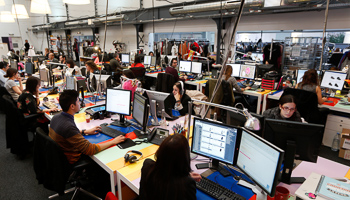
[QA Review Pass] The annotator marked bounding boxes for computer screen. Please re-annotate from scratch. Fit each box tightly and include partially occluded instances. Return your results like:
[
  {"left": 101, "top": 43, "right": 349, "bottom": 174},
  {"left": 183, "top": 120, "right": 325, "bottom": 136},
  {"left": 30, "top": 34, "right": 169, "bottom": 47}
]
[
  {"left": 25, "top": 62, "right": 34, "bottom": 74},
  {"left": 191, "top": 118, "right": 240, "bottom": 165},
  {"left": 255, "top": 64, "right": 273, "bottom": 79},
  {"left": 10, "top": 60, "right": 17, "bottom": 69},
  {"left": 151, "top": 56, "right": 157, "bottom": 66},
  {"left": 296, "top": 69, "right": 322, "bottom": 84},
  {"left": 39, "top": 68, "right": 49, "bottom": 82},
  {"left": 144, "top": 55, "right": 151, "bottom": 65},
  {"left": 228, "top": 64, "right": 241, "bottom": 77},
  {"left": 66, "top": 76, "right": 75, "bottom": 90},
  {"left": 240, "top": 64, "right": 256, "bottom": 79},
  {"left": 236, "top": 129, "right": 284, "bottom": 197},
  {"left": 121, "top": 54, "right": 130, "bottom": 64},
  {"left": 191, "top": 62, "right": 202, "bottom": 74},
  {"left": 263, "top": 119, "right": 324, "bottom": 184},
  {"left": 145, "top": 90, "right": 172, "bottom": 119},
  {"left": 179, "top": 60, "right": 191, "bottom": 73},
  {"left": 106, "top": 88, "right": 131, "bottom": 116},
  {"left": 320, "top": 71, "right": 346, "bottom": 90},
  {"left": 133, "top": 93, "right": 149, "bottom": 133}
]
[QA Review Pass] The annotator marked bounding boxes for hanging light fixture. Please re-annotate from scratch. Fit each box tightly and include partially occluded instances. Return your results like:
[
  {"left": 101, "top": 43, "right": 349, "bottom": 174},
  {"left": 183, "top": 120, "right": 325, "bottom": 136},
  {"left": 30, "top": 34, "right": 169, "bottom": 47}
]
[
  {"left": 0, "top": 0, "right": 5, "bottom": 6},
  {"left": 30, "top": 0, "right": 51, "bottom": 14},
  {"left": 62, "top": 0, "right": 90, "bottom": 5},
  {"left": 12, "top": 4, "right": 29, "bottom": 19},
  {"left": 1, "top": 11, "right": 15, "bottom": 22}
]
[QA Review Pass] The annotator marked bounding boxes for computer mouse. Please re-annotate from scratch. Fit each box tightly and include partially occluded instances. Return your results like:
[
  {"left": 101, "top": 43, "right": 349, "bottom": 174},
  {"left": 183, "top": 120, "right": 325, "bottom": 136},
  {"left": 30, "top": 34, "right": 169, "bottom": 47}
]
[{"left": 100, "top": 123, "right": 108, "bottom": 126}]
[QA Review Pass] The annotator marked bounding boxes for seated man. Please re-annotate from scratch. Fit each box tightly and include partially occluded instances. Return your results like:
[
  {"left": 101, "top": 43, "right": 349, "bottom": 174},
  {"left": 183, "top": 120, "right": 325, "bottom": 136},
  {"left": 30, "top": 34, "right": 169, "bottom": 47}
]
[
  {"left": 165, "top": 58, "right": 187, "bottom": 82},
  {"left": 49, "top": 90, "right": 126, "bottom": 164},
  {"left": 48, "top": 53, "right": 59, "bottom": 69},
  {"left": 109, "top": 53, "right": 126, "bottom": 72}
]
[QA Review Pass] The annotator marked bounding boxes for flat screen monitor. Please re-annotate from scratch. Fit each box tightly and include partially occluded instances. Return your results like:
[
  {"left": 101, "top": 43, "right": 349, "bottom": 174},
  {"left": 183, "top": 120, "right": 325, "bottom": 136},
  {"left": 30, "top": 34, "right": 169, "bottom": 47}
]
[
  {"left": 320, "top": 71, "right": 346, "bottom": 90},
  {"left": 240, "top": 64, "right": 256, "bottom": 79},
  {"left": 39, "top": 68, "right": 49, "bottom": 83},
  {"left": 106, "top": 89, "right": 132, "bottom": 127},
  {"left": 228, "top": 64, "right": 241, "bottom": 77},
  {"left": 145, "top": 90, "right": 173, "bottom": 119},
  {"left": 25, "top": 62, "right": 34, "bottom": 75},
  {"left": 255, "top": 64, "right": 273, "bottom": 79},
  {"left": 236, "top": 129, "right": 284, "bottom": 197},
  {"left": 227, "top": 109, "right": 264, "bottom": 137},
  {"left": 95, "top": 75, "right": 112, "bottom": 92},
  {"left": 150, "top": 56, "right": 157, "bottom": 66},
  {"left": 144, "top": 55, "right": 151, "bottom": 65},
  {"left": 179, "top": 60, "right": 191, "bottom": 73},
  {"left": 296, "top": 69, "right": 322, "bottom": 84},
  {"left": 192, "top": 117, "right": 241, "bottom": 168},
  {"left": 133, "top": 92, "right": 149, "bottom": 134},
  {"left": 121, "top": 54, "right": 130, "bottom": 64},
  {"left": 263, "top": 119, "right": 324, "bottom": 184},
  {"left": 66, "top": 76, "right": 75, "bottom": 90},
  {"left": 10, "top": 60, "right": 17, "bottom": 69},
  {"left": 191, "top": 62, "right": 202, "bottom": 74}
]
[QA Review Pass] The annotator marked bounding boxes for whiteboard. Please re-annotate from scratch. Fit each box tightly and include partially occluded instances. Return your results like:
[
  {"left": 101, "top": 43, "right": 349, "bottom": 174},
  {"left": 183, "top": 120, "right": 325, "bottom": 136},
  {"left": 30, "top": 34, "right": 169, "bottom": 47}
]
[{"left": 0, "top": 43, "right": 9, "bottom": 59}]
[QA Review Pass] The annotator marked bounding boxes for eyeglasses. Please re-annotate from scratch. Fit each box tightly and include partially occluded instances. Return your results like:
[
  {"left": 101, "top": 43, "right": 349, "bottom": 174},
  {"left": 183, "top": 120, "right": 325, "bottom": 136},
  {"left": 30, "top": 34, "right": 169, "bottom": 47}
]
[{"left": 281, "top": 106, "right": 296, "bottom": 112}]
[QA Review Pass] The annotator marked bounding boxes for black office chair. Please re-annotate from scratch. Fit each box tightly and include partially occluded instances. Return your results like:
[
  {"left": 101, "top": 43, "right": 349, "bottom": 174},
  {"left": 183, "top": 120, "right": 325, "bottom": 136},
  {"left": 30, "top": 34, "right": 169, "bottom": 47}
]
[
  {"left": 281, "top": 88, "right": 329, "bottom": 124},
  {"left": 156, "top": 73, "right": 175, "bottom": 93},
  {"left": 130, "top": 67, "right": 147, "bottom": 88},
  {"left": 81, "top": 67, "right": 86, "bottom": 77},
  {"left": 34, "top": 127, "right": 102, "bottom": 200}
]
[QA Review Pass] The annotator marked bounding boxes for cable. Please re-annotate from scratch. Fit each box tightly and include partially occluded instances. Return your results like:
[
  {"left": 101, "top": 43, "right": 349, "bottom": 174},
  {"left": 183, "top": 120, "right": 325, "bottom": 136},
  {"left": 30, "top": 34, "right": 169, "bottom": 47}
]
[{"left": 12, "top": 0, "right": 24, "bottom": 48}]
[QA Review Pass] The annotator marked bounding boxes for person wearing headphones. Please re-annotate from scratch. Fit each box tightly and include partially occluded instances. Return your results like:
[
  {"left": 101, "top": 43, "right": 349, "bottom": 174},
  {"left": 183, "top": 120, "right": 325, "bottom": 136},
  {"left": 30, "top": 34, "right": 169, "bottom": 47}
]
[
  {"left": 139, "top": 134, "right": 201, "bottom": 200},
  {"left": 165, "top": 58, "right": 187, "bottom": 82},
  {"left": 170, "top": 81, "right": 192, "bottom": 116}
]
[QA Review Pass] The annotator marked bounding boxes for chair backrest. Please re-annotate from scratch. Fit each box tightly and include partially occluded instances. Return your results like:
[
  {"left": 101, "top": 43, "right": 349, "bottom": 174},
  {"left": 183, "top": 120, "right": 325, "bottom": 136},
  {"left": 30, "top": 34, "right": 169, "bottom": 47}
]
[
  {"left": 206, "top": 79, "right": 223, "bottom": 104},
  {"left": 156, "top": 73, "right": 175, "bottom": 93},
  {"left": 34, "top": 128, "right": 72, "bottom": 195},
  {"left": 130, "top": 67, "right": 146, "bottom": 79},
  {"left": 80, "top": 67, "right": 86, "bottom": 76},
  {"left": 281, "top": 88, "right": 320, "bottom": 123},
  {"left": 221, "top": 80, "right": 235, "bottom": 106}
]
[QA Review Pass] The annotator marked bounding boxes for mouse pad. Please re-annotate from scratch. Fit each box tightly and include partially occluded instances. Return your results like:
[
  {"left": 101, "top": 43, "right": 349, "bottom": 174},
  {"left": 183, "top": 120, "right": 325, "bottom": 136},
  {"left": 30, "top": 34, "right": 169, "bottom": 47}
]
[{"left": 117, "top": 138, "right": 136, "bottom": 149}]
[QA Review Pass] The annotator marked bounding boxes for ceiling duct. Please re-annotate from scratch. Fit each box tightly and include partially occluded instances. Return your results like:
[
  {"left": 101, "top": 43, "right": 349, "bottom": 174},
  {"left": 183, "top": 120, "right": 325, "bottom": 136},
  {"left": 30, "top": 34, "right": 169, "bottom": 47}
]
[
  {"left": 65, "top": 20, "right": 88, "bottom": 26},
  {"left": 169, "top": 0, "right": 264, "bottom": 15},
  {"left": 92, "top": 14, "right": 128, "bottom": 23},
  {"left": 283, "top": 0, "right": 317, "bottom": 4}
]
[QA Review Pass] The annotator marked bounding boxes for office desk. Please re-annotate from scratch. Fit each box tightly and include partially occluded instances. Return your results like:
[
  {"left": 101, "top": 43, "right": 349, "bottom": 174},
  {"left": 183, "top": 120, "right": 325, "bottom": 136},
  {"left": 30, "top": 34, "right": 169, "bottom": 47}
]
[{"left": 239, "top": 89, "right": 271, "bottom": 115}]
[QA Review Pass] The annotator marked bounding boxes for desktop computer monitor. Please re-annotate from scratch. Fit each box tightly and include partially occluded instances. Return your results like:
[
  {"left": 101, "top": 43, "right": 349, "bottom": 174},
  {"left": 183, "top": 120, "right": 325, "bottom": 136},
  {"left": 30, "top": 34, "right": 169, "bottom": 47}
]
[
  {"left": 66, "top": 76, "right": 75, "bottom": 90},
  {"left": 10, "top": 60, "right": 17, "bottom": 69},
  {"left": 320, "top": 70, "right": 346, "bottom": 91},
  {"left": 39, "top": 68, "right": 50, "bottom": 83},
  {"left": 191, "top": 117, "right": 241, "bottom": 168},
  {"left": 133, "top": 92, "right": 149, "bottom": 136},
  {"left": 263, "top": 119, "right": 324, "bottom": 184},
  {"left": 296, "top": 69, "right": 322, "bottom": 84},
  {"left": 145, "top": 90, "right": 173, "bottom": 119},
  {"left": 106, "top": 88, "right": 132, "bottom": 127},
  {"left": 179, "top": 60, "right": 191, "bottom": 73},
  {"left": 191, "top": 62, "right": 202, "bottom": 74},
  {"left": 255, "top": 64, "right": 273, "bottom": 79},
  {"left": 150, "top": 56, "right": 157, "bottom": 66},
  {"left": 236, "top": 129, "right": 284, "bottom": 198},
  {"left": 240, "top": 64, "right": 256, "bottom": 79},
  {"left": 25, "top": 62, "right": 34, "bottom": 75},
  {"left": 227, "top": 109, "right": 264, "bottom": 137},
  {"left": 95, "top": 74, "right": 112, "bottom": 92},
  {"left": 144, "top": 55, "right": 151, "bottom": 65},
  {"left": 228, "top": 64, "right": 241, "bottom": 77},
  {"left": 121, "top": 54, "right": 130, "bottom": 64}
]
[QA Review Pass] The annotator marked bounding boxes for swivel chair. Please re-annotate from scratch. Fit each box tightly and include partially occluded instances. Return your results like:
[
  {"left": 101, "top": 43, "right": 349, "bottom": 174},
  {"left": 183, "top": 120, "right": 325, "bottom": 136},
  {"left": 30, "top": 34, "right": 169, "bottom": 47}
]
[{"left": 155, "top": 73, "right": 175, "bottom": 93}]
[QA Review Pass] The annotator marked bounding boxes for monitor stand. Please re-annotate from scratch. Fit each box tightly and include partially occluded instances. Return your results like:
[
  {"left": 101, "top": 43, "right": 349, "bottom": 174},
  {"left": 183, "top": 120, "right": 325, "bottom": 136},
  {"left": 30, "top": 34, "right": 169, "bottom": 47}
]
[
  {"left": 133, "top": 129, "right": 149, "bottom": 139},
  {"left": 237, "top": 179, "right": 268, "bottom": 200},
  {"left": 198, "top": 160, "right": 231, "bottom": 177},
  {"left": 150, "top": 100, "right": 160, "bottom": 126},
  {"left": 110, "top": 114, "right": 130, "bottom": 127},
  {"left": 280, "top": 140, "right": 306, "bottom": 184}
]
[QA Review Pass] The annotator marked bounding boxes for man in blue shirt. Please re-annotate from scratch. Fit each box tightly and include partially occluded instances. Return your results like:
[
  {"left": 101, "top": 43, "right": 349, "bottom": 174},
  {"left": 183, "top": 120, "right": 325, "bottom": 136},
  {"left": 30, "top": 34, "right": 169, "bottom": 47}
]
[
  {"left": 0, "top": 62, "right": 9, "bottom": 87},
  {"left": 57, "top": 37, "right": 64, "bottom": 56}
]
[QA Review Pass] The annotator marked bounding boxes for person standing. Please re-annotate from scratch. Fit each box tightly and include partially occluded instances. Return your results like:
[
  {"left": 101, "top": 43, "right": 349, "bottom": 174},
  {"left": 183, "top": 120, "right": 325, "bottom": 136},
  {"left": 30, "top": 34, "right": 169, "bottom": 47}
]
[
  {"left": 56, "top": 37, "right": 64, "bottom": 56},
  {"left": 24, "top": 39, "right": 30, "bottom": 55},
  {"left": 73, "top": 38, "right": 79, "bottom": 62}
]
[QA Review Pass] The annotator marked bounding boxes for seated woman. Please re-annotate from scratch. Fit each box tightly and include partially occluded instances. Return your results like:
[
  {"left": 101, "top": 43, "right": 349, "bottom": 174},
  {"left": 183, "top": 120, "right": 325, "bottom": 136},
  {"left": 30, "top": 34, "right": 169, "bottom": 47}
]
[
  {"left": 4, "top": 68, "right": 23, "bottom": 101},
  {"left": 263, "top": 94, "right": 302, "bottom": 122},
  {"left": 130, "top": 55, "right": 145, "bottom": 68},
  {"left": 139, "top": 134, "right": 201, "bottom": 200},
  {"left": 222, "top": 64, "right": 250, "bottom": 92},
  {"left": 85, "top": 60, "right": 100, "bottom": 78},
  {"left": 295, "top": 69, "right": 326, "bottom": 105},
  {"left": 120, "top": 70, "right": 140, "bottom": 100},
  {"left": 65, "top": 59, "right": 81, "bottom": 76},
  {"left": 17, "top": 76, "right": 58, "bottom": 132},
  {"left": 170, "top": 81, "right": 193, "bottom": 116}
]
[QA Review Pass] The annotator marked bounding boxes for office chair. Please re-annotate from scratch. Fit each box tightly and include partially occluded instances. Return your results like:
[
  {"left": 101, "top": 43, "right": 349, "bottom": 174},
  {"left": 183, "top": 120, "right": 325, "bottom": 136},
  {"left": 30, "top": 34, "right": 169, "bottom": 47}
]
[
  {"left": 281, "top": 88, "right": 329, "bottom": 124},
  {"left": 130, "top": 67, "right": 147, "bottom": 89},
  {"left": 34, "top": 128, "right": 102, "bottom": 200},
  {"left": 156, "top": 73, "right": 175, "bottom": 93},
  {"left": 80, "top": 67, "right": 86, "bottom": 77}
]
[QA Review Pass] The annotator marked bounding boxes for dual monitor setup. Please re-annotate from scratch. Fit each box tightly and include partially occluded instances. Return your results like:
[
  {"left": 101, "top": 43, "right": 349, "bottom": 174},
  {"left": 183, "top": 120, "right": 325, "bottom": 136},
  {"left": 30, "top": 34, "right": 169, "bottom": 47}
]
[
  {"left": 296, "top": 69, "right": 347, "bottom": 91},
  {"left": 179, "top": 60, "right": 203, "bottom": 74},
  {"left": 228, "top": 63, "right": 274, "bottom": 80},
  {"left": 120, "top": 53, "right": 157, "bottom": 67},
  {"left": 191, "top": 116, "right": 324, "bottom": 198}
]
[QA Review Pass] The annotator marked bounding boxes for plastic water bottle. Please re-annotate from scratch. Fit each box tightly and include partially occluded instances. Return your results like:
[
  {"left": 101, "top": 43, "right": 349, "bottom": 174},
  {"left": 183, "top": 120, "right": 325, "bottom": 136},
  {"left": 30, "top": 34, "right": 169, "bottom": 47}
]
[
  {"left": 331, "top": 132, "right": 341, "bottom": 151},
  {"left": 160, "top": 109, "right": 167, "bottom": 128}
]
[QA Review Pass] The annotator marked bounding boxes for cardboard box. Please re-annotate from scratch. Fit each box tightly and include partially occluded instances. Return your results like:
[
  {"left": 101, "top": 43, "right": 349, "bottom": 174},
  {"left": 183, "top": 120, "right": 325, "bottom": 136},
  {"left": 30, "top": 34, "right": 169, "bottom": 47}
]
[{"left": 339, "top": 128, "right": 350, "bottom": 160}]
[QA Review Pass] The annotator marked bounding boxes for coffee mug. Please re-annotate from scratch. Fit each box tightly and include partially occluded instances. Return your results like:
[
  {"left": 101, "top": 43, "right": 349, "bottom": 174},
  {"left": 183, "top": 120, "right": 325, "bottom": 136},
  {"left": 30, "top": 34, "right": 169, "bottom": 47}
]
[{"left": 267, "top": 186, "right": 290, "bottom": 200}]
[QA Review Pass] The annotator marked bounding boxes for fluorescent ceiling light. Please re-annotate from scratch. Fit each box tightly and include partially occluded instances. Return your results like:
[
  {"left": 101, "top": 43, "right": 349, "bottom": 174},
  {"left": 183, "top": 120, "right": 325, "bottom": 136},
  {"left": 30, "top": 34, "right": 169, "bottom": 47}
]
[
  {"left": 0, "top": 0, "right": 5, "bottom": 6},
  {"left": 63, "top": 0, "right": 90, "bottom": 5},
  {"left": 30, "top": 0, "right": 51, "bottom": 14},
  {"left": 65, "top": 20, "right": 88, "bottom": 26},
  {"left": 93, "top": 15, "right": 126, "bottom": 23},
  {"left": 1, "top": 11, "right": 15, "bottom": 23},
  {"left": 12, "top": 4, "right": 29, "bottom": 19}
]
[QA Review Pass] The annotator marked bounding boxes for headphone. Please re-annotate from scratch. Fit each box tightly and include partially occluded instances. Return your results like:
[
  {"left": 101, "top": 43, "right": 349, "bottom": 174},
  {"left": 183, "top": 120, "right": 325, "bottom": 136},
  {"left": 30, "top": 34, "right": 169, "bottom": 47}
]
[
  {"left": 124, "top": 150, "right": 143, "bottom": 163},
  {"left": 179, "top": 81, "right": 184, "bottom": 95}
]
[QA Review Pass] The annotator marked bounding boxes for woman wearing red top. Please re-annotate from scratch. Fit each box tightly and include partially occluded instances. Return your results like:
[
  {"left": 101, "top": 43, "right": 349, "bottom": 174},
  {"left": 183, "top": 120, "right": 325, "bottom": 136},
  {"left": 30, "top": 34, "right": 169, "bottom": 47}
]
[{"left": 130, "top": 55, "right": 145, "bottom": 68}]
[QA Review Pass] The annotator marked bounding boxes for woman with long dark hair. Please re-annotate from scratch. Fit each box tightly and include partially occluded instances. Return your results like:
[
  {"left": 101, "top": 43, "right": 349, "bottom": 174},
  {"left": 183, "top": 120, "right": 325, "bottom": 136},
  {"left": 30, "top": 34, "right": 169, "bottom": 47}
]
[
  {"left": 130, "top": 55, "right": 145, "bottom": 68},
  {"left": 66, "top": 59, "right": 81, "bottom": 76},
  {"left": 139, "top": 134, "right": 201, "bottom": 200},
  {"left": 263, "top": 94, "right": 302, "bottom": 122},
  {"left": 296, "top": 69, "right": 326, "bottom": 104},
  {"left": 4, "top": 68, "right": 23, "bottom": 101}
]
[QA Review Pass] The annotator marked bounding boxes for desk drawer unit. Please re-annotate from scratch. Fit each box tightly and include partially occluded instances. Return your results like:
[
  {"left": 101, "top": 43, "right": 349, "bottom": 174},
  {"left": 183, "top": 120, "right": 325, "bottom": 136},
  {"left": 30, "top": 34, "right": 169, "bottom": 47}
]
[{"left": 323, "top": 114, "right": 350, "bottom": 147}]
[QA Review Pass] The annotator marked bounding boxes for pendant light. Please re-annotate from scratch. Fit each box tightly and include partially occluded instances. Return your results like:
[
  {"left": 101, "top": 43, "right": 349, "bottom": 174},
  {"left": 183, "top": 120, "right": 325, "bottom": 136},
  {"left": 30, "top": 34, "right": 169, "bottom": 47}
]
[
  {"left": 30, "top": 0, "right": 51, "bottom": 14},
  {"left": 12, "top": 4, "right": 29, "bottom": 19},
  {"left": 1, "top": 11, "right": 15, "bottom": 22}
]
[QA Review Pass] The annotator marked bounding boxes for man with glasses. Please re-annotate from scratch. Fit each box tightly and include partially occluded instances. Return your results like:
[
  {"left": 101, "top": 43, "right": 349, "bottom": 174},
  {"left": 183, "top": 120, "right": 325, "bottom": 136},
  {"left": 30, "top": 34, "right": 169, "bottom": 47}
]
[{"left": 165, "top": 58, "right": 187, "bottom": 82}]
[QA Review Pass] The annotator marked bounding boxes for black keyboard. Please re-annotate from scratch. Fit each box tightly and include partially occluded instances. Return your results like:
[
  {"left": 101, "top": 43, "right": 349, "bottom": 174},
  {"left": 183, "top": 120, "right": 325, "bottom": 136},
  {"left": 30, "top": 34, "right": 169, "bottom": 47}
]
[
  {"left": 196, "top": 176, "right": 246, "bottom": 200},
  {"left": 99, "top": 125, "right": 125, "bottom": 138}
]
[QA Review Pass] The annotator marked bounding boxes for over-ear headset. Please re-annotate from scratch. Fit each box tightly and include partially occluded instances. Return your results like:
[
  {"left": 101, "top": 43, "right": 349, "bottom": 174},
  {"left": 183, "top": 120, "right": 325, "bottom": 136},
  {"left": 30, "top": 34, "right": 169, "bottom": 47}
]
[
  {"left": 179, "top": 81, "right": 184, "bottom": 95},
  {"left": 124, "top": 150, "right": 143, "bottom": 163}
]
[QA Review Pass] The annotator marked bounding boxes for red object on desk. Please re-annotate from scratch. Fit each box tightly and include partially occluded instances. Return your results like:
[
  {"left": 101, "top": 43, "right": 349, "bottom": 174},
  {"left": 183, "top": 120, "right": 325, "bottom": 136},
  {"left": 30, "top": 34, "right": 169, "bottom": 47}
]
[{"left": 323, "top": 97, "right": 340, "bottom": 106}]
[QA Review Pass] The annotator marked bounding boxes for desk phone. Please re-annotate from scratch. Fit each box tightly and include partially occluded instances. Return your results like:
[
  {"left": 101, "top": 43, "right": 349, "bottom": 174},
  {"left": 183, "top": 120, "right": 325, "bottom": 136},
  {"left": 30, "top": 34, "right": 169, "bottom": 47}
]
[{"left": 147, "top": 128, "right": 169, "bottom": 145}]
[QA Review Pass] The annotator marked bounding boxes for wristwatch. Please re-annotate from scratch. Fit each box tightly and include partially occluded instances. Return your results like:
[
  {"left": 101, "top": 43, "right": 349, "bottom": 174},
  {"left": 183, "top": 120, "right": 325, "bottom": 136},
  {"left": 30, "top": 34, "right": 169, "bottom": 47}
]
[{"left": 82, "top": 129, "right": 87, "bottom": 136}]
